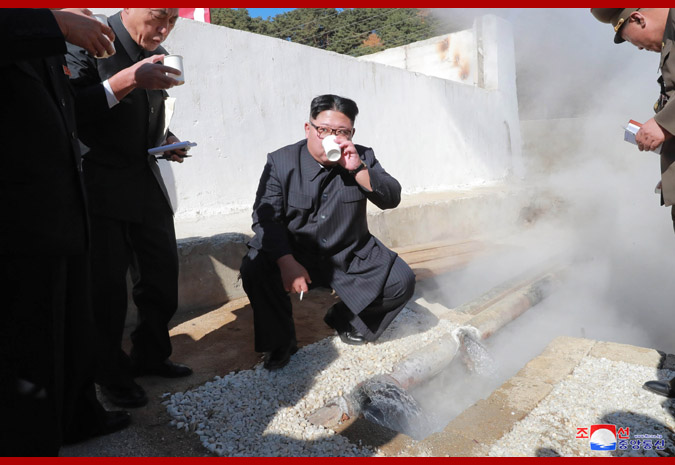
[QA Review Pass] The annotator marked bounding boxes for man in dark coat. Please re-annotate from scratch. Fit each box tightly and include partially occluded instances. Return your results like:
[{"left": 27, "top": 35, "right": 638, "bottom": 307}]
[
  {"left": 241, "top": 94, "right": 416, "bottom": 370},
  {"left": 592, "top": 8, "right": 675, "bottom": 398},
  {"left": 0, "top": 8, "right": 129, "bottom": 455},
  {"left": 65, "top": 8, "right": 192, "bottom": 409}
]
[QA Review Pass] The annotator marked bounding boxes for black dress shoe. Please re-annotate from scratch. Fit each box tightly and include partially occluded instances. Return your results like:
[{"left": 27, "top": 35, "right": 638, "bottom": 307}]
[
  {"left": 64, "top": 410, "right": 132, "bottom": 444},
  {"left": 643, "top": 379, "right": 675, "bottom": 398},
  {"left": 100, "top": 382, "right": 148, "bottom": 408},
  {"left": 338, "top": 328, "right": 367, "bottom": 346},
  {"left": 133, "top": 359, "right": 193, "bottom": 378},
  {"left": 263, "top": 345, "right": 298, "bottom": 370}
]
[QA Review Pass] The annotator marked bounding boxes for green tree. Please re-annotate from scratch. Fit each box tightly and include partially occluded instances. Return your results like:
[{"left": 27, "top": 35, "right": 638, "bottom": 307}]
[
  {"left": 210, "top": 8, "right": 270, "bottom": 34},
  {"left": 378, "top": 8, "right": 439, "bottom": 50},
  {"left": 328, "top": 8, "right": 394, "bottom": 55},
  {"left": 270, "top": 8, "right": 339, "bottom": 49},
  {"left": 210, "top": 8, "right": 440, "bottom": 57}
]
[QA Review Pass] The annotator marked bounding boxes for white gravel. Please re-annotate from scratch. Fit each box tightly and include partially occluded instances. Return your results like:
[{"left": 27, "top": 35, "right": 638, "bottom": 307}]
[
  {"left": 164, "top": 306, "right": 458, "bottom": 457},
  {"left": 165, "top": 299, "right": 675, "bottom": 457},
  {"left": 488, "top": 357, "right": 675, "bottom": 457}
]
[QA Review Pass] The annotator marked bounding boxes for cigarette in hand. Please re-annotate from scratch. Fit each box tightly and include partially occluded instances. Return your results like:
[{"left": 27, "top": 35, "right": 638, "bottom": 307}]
[{"left": 300, "top": 291, "right": 304, "bottom": 301}]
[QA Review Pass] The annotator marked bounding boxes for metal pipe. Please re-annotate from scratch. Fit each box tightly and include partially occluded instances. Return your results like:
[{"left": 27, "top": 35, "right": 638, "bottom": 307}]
[
  {"left": 464, "top": 270, "right": 560, "bottom": 339},
  {"left": 306, "top": 263, "right": 564, "bottom": 429}
]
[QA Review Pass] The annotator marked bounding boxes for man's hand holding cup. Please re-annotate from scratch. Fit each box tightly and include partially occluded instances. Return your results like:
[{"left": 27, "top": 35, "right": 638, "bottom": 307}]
[
  {"left": 336, "top": 138, "right": 361, "bottom": 171},
  {"left": 132, "top": 55, "right": 181, "bottom": 90}
]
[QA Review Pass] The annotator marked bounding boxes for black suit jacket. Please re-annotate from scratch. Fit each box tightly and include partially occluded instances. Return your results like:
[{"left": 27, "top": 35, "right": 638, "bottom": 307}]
[
  {"left": 65, "top": 11, "right": 173, "bottom": 222},
  {"left": 248, "top": 139, "right": 402, "bottom": 313},
  {"left": 0, "top": 9, "right": 87, "bottom": 255}
]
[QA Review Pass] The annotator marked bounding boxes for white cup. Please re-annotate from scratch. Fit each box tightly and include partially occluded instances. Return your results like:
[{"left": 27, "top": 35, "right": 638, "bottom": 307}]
[
  {"left": 322, "top": 135, "right": 342, "bottom": 162},
  {"left": 93, "top": 14, "right": 115, "bottom": 59},
  {"left": 163, "top": 55, "right": 185, "bottom": 85}
]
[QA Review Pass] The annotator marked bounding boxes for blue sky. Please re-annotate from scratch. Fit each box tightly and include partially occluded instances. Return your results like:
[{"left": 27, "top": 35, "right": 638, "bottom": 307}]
[{"left": 246, "top": 8, "right": 296, "bottom": 19}]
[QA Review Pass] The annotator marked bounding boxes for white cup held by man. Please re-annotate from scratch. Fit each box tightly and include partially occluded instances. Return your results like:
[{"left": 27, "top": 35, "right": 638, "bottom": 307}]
[
  {"left": 93, "top": 14, "right": 115, "bottom": 58},
  {"left": 322, "top": 135, "right": 342, "bottom": 162},
  {"left": 163, "top": 55, "right": 184, "bottom": 85}
]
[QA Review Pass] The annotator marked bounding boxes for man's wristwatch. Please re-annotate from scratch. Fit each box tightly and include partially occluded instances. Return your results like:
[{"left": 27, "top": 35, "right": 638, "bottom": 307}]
[{"left": 349, "top": 159, "right": 367, "bottom": 175}]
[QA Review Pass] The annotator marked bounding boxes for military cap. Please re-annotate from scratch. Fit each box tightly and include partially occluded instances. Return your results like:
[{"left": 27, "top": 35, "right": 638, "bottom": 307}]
[{"left": 590, "top": 8, "right": 641, "bottom": 44}]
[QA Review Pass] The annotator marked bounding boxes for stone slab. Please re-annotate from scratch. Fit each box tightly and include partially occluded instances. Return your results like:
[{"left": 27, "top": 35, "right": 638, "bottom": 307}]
[{"left": 589, "top": 340, "right": 665, "bottom": 368}]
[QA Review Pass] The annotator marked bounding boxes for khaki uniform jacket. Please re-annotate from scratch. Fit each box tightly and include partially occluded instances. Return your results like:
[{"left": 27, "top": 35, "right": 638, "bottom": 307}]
[{"left": 655, "top": 8, "right": 675, "bottom": 206}]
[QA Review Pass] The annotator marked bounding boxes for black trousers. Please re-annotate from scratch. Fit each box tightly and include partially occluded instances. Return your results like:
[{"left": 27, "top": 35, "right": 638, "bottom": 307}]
[
  {"left": 89, "top": 187, "right": 178, "bottom": 388},
  {"left": 240, "top": 248, "right": 415, "bottom": 353},
  {"left": 0, "top": 254, "right": 107, "bottom": 456}
]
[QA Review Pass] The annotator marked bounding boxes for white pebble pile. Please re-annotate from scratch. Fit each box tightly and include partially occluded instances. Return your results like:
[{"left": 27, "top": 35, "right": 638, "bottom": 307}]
[
  {"left": 164, "top": 306, "right": 458, "bottom": 456},
  {"left": 488, "top": 357, "right": 675, "bottom": 457}
]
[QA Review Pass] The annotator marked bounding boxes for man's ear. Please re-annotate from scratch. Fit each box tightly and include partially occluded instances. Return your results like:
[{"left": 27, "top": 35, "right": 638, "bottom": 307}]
[{"left": 629, "top": 11, "right": 646, "bottom": 28}]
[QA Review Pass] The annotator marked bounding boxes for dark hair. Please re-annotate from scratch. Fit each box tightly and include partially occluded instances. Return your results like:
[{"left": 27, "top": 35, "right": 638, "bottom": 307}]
[{"left": 309, "top": 94, "right": 359, "bottom": 125}]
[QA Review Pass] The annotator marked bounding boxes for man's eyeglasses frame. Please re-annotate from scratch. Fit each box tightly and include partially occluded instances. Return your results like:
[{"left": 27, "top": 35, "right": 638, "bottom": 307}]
[{"left": 309, "top": 121, "right": 354, "bottom": 139}]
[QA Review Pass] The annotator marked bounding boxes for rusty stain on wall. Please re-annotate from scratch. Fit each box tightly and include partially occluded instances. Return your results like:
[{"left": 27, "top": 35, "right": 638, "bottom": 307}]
[
  {"left": 434, "top": 36, "right": 471, "bottom": 82},
  {"left": 436, "top": 37, "right": 450, "bottom": 61},
  {"left": 361, "top": 30, "right": 477, "bottom": 86}
]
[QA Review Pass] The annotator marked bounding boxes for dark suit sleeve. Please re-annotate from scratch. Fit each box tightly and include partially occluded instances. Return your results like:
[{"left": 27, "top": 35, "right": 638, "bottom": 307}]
[
  {"left": 250, "top": 154, "right": 293, "bottom": 261},
  {"left": 65, "top": 42, "right": 109, "bottom": 122},
  {"left": 361, "top": 147, "right": 402, "bottom": 210},
  {"left": 0, "top": 9, "right": 66, "bottom": 66}
]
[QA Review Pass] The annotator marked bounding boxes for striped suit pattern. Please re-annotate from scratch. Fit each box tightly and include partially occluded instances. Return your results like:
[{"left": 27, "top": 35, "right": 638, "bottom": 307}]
[{"left": 241, "top": 139, "right": 415, "bottom": 352}]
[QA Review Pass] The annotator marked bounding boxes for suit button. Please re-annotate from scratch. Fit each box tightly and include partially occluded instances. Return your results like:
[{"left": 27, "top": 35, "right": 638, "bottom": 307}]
[
  {"left": 61, "top": 98, "right": 66, "bottom": 107},
  {"left": 321, "top": 194, "right": 327, "bottom": 200},
  {"left": 320, "top": 214, "right": 327, "bottom": 220},
  {"left": 321, "top": 238, "right": 327, "bottom": 244},
  {"left": 150, "top": 107, "right": 155, "bottom": 114}
]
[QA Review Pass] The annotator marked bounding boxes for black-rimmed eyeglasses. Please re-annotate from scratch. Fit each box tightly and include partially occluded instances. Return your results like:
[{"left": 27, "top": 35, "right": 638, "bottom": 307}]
[{"left": 309, "top": 121, "right": 354, "bottom": 139}]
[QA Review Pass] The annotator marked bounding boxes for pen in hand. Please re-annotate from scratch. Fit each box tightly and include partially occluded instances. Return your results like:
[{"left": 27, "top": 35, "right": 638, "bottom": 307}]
[{"left": 155, "top": 154, "right": 192, "bottom": 160}]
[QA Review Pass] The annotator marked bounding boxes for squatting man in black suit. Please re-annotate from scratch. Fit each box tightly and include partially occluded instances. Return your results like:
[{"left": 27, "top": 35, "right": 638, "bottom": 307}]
[
  {"left": 1, "top": 8, "right": 130, "bottom": 455},
  {"left": 65, "top": 8, "right": 192, "bottom": 409},
  {"left": 241, "top": 94, "right": 416, "bottom": 370}
]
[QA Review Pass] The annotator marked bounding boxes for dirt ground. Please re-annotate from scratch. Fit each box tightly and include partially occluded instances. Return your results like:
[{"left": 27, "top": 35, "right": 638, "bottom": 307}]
[{"left": 61, "top": 288, "right": 343, "bottom": 457}]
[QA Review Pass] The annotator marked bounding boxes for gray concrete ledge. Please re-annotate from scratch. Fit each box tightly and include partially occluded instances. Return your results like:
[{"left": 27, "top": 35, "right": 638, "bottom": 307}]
[{"left": 127, "top": 184, "right": 555, "bottom": 321}]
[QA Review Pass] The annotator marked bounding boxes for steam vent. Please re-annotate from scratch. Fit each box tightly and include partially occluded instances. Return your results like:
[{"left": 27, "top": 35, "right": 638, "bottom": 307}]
[{"left": 63, "top": 9, "right": 675, "bottom": 457}]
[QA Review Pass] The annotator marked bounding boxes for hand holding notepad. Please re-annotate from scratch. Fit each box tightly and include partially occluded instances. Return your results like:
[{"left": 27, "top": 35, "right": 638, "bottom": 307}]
[{"left": 624, "top": 120, "right": 663, "bottom": 154}]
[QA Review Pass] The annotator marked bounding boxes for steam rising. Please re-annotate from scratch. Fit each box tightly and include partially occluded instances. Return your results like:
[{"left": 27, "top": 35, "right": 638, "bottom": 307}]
[
  {"left": 408, "top": 9, "right": 675, "bottom": 431},
  {"left": 434, "top": 8, "right": 659, "bottom": 120}
]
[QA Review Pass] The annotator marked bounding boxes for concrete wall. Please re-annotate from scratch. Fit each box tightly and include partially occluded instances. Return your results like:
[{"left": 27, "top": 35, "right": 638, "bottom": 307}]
[
  {"left": 358, "top": 15, "right": 522, "bottom": 186},
  {"left": 93, "top": 11, "right": 522, "bottom": 229},
  {"left": 88, "top": 10, "right": 530, "bottom": 315},
  {"left": 357, "top": 29, "right": 478, "bottom": 86}
]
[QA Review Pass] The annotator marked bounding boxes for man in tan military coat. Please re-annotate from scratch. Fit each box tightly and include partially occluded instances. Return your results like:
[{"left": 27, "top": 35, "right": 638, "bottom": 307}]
[{"left": 592, "top": 8, "right": 675, "bottom": 398}]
